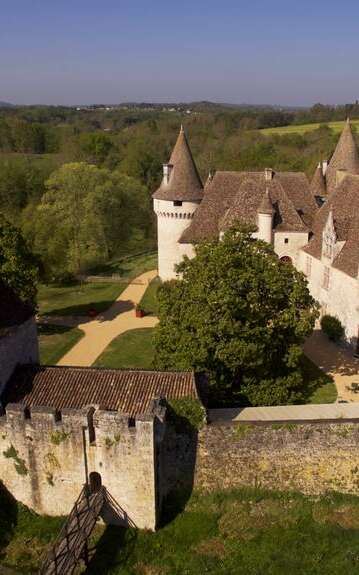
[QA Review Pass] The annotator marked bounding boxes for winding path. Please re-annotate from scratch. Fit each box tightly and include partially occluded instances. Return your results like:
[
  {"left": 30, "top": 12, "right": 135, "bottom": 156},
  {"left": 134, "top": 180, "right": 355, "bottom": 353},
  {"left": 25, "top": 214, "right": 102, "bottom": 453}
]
[{"left": 56, "top": 270, "right": 158, "bottom": 367}]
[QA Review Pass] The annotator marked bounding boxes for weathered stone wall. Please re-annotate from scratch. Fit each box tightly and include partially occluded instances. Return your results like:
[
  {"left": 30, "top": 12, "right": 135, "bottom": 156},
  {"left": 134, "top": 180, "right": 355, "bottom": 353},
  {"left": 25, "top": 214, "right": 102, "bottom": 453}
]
[
  {"left": 0, "top": 403, "right": 165, "bottom": 530},
  {"left": 194, "top": 422, "right": 359, "bottom": 495},
  {"left": 0, "top": 318, "right": 39, "bottom": 396}
]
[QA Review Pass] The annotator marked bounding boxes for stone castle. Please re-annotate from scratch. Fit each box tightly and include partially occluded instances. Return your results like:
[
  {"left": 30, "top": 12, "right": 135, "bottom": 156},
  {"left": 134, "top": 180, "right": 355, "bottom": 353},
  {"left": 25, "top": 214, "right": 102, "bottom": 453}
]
[{"left": 153, "top": 120, "right": 359, "bottom": 351}]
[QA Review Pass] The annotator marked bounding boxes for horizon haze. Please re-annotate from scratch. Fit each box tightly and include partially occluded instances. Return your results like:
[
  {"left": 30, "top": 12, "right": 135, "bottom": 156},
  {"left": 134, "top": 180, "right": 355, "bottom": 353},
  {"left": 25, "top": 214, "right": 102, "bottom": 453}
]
[{"left": 1, "top": 0, "right": 359, "bottom": 107}]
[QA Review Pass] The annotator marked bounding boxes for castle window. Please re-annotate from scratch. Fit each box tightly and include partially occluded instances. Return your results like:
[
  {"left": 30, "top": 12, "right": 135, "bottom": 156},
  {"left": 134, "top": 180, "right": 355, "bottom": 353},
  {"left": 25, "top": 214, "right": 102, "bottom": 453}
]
[
  {"left": 322, "top": 266, "right": 330, "bottom": 290},
  {"left": 173, "top": 200, "right": 182, "bottom": 206},
  {"left": 306, "top": 256, "right": 312, "bottom": 277},
  {"left": 284, "top": 238, "right": 289, "bottom": 244}
]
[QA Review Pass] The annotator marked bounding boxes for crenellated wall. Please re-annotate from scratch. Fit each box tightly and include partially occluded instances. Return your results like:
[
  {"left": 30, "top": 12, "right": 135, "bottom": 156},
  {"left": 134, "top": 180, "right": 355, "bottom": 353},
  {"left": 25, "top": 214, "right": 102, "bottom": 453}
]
[{"left": 0, "top": 402, "right": 166, "bottom": 530}]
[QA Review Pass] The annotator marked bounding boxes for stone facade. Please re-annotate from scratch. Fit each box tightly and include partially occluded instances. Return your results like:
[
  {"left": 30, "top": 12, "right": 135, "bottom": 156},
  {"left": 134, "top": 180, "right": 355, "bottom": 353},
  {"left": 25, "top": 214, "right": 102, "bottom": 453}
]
[
  {"left": 194, "top": 422, "right": 359, "bottom": 495},
  {"left": 0, "top": 317, "right": 39, "bottom": 396},
  {"left": 299, "top": 249, "right": 359, "bottom": 346},
  {"left": 0, "top": 402, "right": 165, "bottom": 530}
]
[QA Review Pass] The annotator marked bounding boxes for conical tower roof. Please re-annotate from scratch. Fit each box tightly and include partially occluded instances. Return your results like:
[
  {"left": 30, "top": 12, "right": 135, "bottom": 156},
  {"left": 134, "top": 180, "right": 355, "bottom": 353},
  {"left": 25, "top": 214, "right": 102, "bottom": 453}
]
[
  {"left": 258, "top": 188, "right": 274, "bottom": 215},
  {"left": 326, "top": 119, "right": 359, "bottom": 195},
  {"left": 310, "top": 163, "right": 326, "bottom": 198},
  {"left": 153, "top": 126, "right": 203, "bottom": 201}
]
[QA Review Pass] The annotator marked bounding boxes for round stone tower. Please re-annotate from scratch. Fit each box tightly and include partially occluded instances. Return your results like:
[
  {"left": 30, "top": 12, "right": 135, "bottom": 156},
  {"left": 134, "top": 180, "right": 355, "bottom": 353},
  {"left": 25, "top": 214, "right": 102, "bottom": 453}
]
[
  {"left": 0, "top": 282, "right": 39, "bottom": 400},
  {"left": 153, "top": 126, "right": 203, "bottom": 281}
]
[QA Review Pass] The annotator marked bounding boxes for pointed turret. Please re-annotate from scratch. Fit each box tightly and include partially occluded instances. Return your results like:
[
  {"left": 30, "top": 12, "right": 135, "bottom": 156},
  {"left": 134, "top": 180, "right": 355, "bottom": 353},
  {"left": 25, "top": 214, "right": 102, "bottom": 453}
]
[
  {"left": 258, "top": 188, "right": 274, "bottom": 215},
  {"left": 153, "top": 127, "right": 203, "bottom": 201},
  {"left": 325, "top": 118, "right": 359, "bottom": 195},
  {"left": 310, "top": 162, "right": 326, "bottom": 199},
  {"left": 257, "top": 188, "right": 274, "bottom": 243}
]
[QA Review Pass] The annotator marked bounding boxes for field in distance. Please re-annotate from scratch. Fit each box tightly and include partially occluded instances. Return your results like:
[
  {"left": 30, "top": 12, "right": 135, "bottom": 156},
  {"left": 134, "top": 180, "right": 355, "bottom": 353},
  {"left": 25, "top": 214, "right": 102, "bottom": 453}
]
[{"left": 261, "top": 119, "right": 359, "bottom": 136}]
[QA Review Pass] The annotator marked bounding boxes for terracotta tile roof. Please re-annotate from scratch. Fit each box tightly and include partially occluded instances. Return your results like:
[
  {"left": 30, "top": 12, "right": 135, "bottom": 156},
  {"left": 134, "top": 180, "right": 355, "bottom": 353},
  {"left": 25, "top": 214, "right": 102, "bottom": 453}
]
[
  {"left": 153, "top": 127, "right": 203, "bottom": 202},
  {"left": 0, "top": 281, "right": 34, "bottom": 336},
  {"left": 325, "top": 119, "right": 359, "bottom": 195},
  {"left": 1, "top": 365, "right": 200, "bottom": 417},
  {"left": 180, "top": 171, "right": 317, "bottom": 243},
  {"left": 310, "top": 164, "right": 327, "bottom": 198},
  {"left": 303, "top": 174, "right": 359, "bottom": 278}
]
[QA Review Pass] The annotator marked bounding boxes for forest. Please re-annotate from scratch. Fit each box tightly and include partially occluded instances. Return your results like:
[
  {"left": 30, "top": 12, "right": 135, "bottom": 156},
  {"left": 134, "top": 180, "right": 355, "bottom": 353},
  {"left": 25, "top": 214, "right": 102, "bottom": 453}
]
[{"left": 0, "top": 101, "right": 357, "bottom": 282}]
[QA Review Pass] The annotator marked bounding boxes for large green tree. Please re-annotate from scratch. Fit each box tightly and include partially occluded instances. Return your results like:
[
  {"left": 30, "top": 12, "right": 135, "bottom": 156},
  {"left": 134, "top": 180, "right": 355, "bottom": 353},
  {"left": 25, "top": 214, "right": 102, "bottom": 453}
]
[
  {"left": 0, "top": 214, "right": 39, "bottom": 306},
  {"left": 33, "top": 162, "right": 150, "bottom": 277},
  {"left": 154, "top": 226, "right": 319, "bottom": 406}
]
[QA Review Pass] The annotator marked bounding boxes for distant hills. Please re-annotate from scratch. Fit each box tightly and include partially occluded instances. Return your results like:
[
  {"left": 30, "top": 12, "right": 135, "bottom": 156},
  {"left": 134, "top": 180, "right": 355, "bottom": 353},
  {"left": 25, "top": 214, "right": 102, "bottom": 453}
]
[{"left": 0, "top": 101, "right": 14, "bottom": 107}]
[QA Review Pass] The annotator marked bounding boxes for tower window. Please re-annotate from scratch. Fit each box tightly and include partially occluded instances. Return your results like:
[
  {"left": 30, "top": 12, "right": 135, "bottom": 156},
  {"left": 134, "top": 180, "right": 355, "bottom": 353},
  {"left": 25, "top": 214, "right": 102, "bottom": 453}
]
[
  {"left": 284, "top": 238, "right": 289, "bottom": 244},
  {"left": 173, "top": 200, "right": 182, "bottom": 206}
]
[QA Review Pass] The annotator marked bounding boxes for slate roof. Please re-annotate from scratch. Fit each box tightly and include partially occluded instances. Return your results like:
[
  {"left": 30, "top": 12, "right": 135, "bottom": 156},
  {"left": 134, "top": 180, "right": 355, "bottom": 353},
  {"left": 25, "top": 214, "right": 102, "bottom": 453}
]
[
  {"left": 0, "top": 281, "right": 34, "bottom": 337},
  {"left": 310, "top": 164, "right": 327, "bottom": 198},
  {"left": 1, "top": 365, "right": 201, "bottom": 417},
  {"left": 153, "top": 127, "right": 204, "bottom": 202},
  {"left": 325, "top": 119, "right": 359, "bottom": 195},
  {"left": 180, "top": 170, "right": 317, "bottom": 243},
  {"left": 303, "top": 174, "right": 359, "bottom": 278}
]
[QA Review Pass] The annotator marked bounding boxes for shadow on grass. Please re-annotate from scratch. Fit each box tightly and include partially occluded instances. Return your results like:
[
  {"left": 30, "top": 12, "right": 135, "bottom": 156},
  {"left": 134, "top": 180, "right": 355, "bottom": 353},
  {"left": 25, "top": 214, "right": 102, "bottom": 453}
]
[
  {"left": 85, "top": 526, "right": 137, "bottom": 574},
  {"left": 37, "top": 323, "right": 75, "bottom": 337},
  {"left": 0, "top": 482, "right": 18, "bottom": 559},
  {"left": 42, "top": 299, "right": 119, "bottom": 318}
]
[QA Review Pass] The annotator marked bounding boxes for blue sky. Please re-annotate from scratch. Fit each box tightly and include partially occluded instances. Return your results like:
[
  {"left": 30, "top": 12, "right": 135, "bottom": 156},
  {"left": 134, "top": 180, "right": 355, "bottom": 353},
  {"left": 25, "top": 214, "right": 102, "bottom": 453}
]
[{"left": 1, "top": 0, "right": 359, "bottom": 106}]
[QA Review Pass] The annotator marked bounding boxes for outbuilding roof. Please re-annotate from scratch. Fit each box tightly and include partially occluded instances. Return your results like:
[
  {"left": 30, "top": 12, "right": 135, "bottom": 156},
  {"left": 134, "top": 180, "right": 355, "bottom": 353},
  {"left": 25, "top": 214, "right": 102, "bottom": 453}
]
[
  {"left": 1, "top": 365, "right": 202, "bottom": 417},
  {"left": 153, "top": 127, "right": 204, "bottom": 202}
]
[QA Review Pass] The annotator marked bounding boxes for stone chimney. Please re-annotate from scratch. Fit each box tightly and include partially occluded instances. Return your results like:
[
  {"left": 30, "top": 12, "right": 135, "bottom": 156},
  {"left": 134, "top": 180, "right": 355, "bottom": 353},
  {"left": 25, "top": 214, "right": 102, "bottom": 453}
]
[
  {"left": 336, "top": 169, "right": 348, "bottom": 187},
  {"left": 264, "top": 168, "right": 274, "bottom": 182},
  {"left": 163, "top": 163, "right": 173, "bottom": 185}
]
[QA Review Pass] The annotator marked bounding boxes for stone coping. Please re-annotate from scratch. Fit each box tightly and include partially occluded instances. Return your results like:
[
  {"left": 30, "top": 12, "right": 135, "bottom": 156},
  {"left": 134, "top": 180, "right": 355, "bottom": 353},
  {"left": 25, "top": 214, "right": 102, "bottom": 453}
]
[{"left": 208, "top": 403, "right": 359, "bottom": 423}]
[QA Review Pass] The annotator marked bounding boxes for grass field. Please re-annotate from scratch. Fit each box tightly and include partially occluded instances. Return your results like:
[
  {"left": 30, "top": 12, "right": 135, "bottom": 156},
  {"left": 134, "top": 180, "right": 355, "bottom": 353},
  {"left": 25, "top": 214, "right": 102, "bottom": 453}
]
[
  {"left": 38, "top": 252, "right": 158, "bottom": 317},
  {"left": 301, "top": 355, "right": 337, "bottom": 404},
  {"left": 94, "top": 328, "right": 155, "bottom": 369},
  {"left": 261, "top": 119, "right": 359, "bottom": 136},
  {"left": 4, "top": 486, "right": 359, "bottom": 574},
  {"left": 139, "top": 277, "right": 160, "bottom": 315},
  {"left": 37, "top": 323, "right": 84, "bottom": 365}
]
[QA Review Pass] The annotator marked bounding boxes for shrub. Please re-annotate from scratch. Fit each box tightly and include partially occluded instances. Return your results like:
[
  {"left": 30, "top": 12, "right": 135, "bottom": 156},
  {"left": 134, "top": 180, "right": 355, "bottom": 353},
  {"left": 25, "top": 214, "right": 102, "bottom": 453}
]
[
  {"left": 321, "top": 314, "right": 344, "bottom": 342},
  {"left": 167, "top": 398, "right": 206, "bottom": 432}
]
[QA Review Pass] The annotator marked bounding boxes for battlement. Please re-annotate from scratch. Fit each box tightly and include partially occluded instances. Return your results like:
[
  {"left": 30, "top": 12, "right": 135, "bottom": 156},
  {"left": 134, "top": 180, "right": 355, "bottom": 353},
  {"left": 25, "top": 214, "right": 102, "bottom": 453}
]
[{"left": 0, "top": 398, "right": 166, "bottom": 437}]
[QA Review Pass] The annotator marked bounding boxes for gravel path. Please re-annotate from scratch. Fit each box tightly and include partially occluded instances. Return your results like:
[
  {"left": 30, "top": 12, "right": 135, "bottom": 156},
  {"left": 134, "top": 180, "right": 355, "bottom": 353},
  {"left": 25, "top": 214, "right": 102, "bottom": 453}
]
[{"left": 57, "top": 270, "right": 158, "bottom": 367}]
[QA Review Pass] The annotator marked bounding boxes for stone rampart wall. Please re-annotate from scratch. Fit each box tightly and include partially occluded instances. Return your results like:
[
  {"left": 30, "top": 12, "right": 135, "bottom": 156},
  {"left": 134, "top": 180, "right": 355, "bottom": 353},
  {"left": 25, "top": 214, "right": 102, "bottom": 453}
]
[
  {"left": 0, "top": 318, "right": 39, "bottom": 396},
  {"left": 194, "top": 421, "right": 359, "bottom": 495},
  {"left": 0, "top": 403, "right": 165, "bottom": 530}
]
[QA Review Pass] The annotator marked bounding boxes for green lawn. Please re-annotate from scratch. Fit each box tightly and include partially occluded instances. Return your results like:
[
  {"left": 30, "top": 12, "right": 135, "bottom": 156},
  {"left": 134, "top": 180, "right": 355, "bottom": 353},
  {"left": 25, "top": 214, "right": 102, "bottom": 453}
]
[
  {"left": 139, "top": 277, "right": 160, "bottom": 315},
  {"left": 38, "top": 252, "right": 158, "bottom": 317},
  {"left": 4, "top": 486, "right": 359, "bottom": 574},
  {"left": 302, "top": 355, "right": 337, "bottom": 404},
  {"left": 94, "top": 328, "right": 155, "bottom": 369},
  {"left": 37, "top": 323, "right": 84, "bottom": 365},
  {"left": 261, "top": 119, "right": 359, "bottom": 136},
  {"left": 38, "top": 282, "right": 127, "bottom": 317}
]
